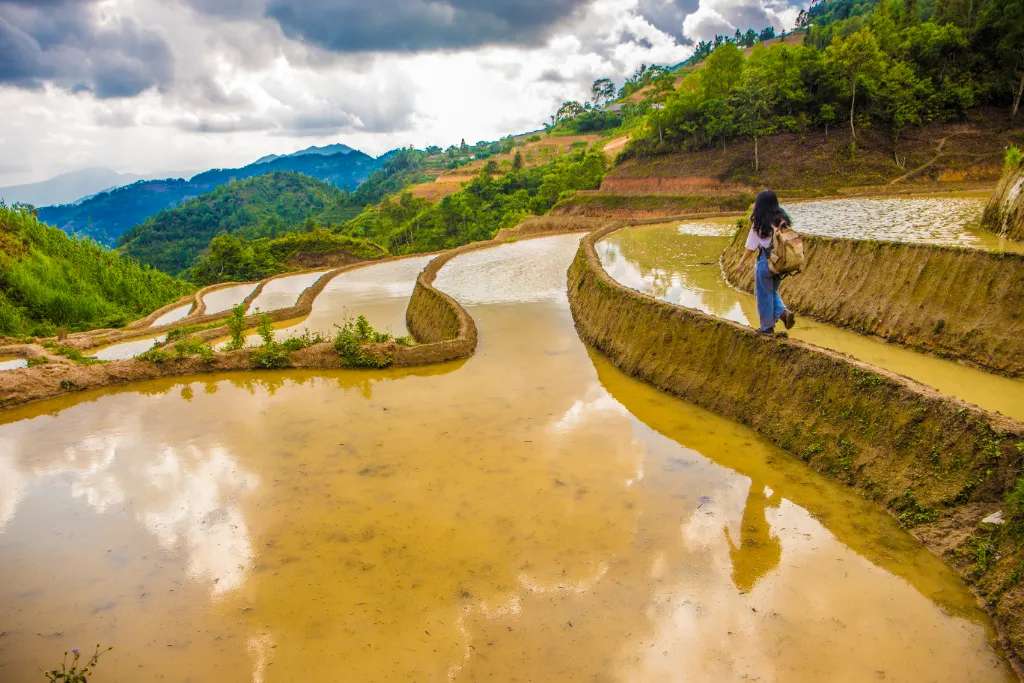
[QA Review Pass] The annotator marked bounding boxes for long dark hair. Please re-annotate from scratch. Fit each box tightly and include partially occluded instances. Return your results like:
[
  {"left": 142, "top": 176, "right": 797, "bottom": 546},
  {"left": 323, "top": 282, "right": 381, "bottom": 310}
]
[{"left": 751, "top": 190, "right": 785, "bottom": 239}]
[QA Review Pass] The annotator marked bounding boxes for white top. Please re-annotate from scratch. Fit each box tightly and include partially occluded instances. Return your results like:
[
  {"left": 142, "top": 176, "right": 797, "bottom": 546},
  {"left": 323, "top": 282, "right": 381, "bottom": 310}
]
[{"left": 745, "top": 226, "right": 771, "bottom": 251}]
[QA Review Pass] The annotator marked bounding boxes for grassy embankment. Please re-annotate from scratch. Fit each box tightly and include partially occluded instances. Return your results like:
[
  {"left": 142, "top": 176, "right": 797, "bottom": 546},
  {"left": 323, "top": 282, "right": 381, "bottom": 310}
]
[{"left": 0, "top": 205, "right": 191, "bottom": 337}]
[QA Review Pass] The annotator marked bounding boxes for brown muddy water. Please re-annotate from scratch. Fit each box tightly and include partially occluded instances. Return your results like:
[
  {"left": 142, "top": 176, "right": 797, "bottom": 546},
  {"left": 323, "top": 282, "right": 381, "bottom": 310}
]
[
  {"left": 598, "top": 219, "right": 1024, "bottom": 421},
  {"left": 223, "top": 256, "right": 432, "bottom": 349},
  {"left": 0, "top": 235, "right": 1014, "bottom": 681}
]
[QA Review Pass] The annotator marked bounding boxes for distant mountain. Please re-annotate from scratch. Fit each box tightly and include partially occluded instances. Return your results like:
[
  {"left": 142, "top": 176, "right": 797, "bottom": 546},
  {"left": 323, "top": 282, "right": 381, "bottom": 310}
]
[
  {"left": 38, "top": 145, "right": 381, "bottom": 246},
  {"left": 120, "top": 172, "right": 353, "bottom": 274},
  {"left": 252, "top": 143, "right": 355, "bottom": 165},
  {"left": 0, "top": 168, "right": 146, "bottom": 207}
]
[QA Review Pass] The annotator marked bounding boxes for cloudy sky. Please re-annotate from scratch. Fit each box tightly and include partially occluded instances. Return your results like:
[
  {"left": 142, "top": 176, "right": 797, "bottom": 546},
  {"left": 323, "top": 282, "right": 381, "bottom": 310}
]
[{"left": 0, "top": 0, "right": 805, "bottom": 185}]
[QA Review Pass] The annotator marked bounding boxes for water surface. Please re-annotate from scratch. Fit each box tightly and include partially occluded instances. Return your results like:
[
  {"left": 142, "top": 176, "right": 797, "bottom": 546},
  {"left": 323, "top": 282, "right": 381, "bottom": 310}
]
[
  {"left": 202, "top": 283, "right": 258, "bottom": 316},
  {"left": 0, "top": 235, "right": 1011, "bottom": 681},
  {"left": 247, "top": 272, "right": 328, "bottom": 314},
  {"left": 0, "top": 356, "right": 28, "bottom": 371},
  {"left": 149, "top": 302, "right": 193, "bottom": 328}
]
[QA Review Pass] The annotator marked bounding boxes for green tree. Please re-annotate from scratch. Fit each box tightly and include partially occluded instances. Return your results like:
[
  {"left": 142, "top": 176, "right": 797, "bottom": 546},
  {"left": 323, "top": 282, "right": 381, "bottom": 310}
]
[
  {"left": 825, "top": 28, "right": 884, "bottom": 145},
  {"left": 591, "top": 78, "right": 616, "bottom": 105},
  {"left": 701, "top": 43, "right": 745, "bottom": 100}
]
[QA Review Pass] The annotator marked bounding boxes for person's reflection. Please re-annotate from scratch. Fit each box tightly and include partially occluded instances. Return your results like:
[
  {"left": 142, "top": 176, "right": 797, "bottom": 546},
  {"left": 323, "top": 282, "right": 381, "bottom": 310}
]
[{"left": 724, "top": 481, "right": 781, "bottom": 593}]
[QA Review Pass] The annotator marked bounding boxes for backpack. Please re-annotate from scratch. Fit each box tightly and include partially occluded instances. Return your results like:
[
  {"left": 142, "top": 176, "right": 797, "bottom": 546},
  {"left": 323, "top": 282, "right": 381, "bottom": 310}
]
[{"left": 768, "top": 223, "right": 804, "bottom": 276}]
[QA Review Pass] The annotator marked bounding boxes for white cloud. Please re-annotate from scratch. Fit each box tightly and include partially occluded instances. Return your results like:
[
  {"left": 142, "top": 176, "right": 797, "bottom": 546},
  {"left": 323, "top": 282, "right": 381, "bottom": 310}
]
[{"left": 0, "top": 0, "right": 803, "bottom": 186}]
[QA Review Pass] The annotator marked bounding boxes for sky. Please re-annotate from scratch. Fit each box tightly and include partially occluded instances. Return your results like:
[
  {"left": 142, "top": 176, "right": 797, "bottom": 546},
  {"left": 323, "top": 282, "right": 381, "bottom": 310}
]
[{"left": 0, "top": 0, "right": 806, "bottom": 185}]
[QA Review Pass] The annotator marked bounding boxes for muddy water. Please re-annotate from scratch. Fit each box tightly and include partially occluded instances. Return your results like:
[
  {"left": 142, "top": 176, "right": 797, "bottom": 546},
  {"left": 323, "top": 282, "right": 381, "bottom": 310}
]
[
  {"left": 226, "top": 257, "right": 432, "bottom": 349},
  {"left": 149, "top": 302, "right": 193, "bottom": 328},
  {"left": 202, "top": 283, "right": 258, "bottom": 316},
  {"left": 0, "top": 235, "right": 1013, "bottom": 681},
  {"left": 247, "top": 271, "right": 328, "bottom": 314},
  {"left": 599, "top": 221, "right": 1024, "bottom": 421},
  {"left": 788, "top": 195, "right": 1024, "bottom": 253}
]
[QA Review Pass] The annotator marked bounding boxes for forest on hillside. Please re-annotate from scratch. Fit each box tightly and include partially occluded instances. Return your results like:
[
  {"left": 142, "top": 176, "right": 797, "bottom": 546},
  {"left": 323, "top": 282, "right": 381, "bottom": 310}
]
[{"left": 625, "top": 0, "right": 1023, "bottom": 162}]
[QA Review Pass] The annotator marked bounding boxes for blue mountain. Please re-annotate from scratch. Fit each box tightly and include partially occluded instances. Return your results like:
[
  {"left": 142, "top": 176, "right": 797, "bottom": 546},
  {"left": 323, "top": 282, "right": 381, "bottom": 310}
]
[{"left": 37, "top": 145, "right": 382, "bottom": 246}]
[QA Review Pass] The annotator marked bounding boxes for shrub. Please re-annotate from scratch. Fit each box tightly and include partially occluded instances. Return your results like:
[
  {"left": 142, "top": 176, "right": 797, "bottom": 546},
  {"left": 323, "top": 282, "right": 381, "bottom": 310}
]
[
  {"left": 333, "top": 315, "right": 393, "bottom": 368},
  {"left": 223, "top": 304, "right": 246, "bottom": 351},
  {"left": 45, "top": 644, "right": 112, "bottom": 683},
  {"left": 172, "top": 338, "right": 214, "bottom": 362},
  {"left": 137, "top": 347, "right": 171, "bottom": 363},
  {"left": 49, "top": 344, "right": 101, "bottom": 365},
  {"left": 1006, "top": 145, "right": 1023, "bottom": 170}
]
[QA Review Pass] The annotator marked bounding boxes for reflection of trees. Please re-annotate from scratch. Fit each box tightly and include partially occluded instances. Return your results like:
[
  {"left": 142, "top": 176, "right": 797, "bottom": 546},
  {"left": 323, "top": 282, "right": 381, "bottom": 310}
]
[{"left": 725, "top": 482, "right": 781, "bottom": 593}]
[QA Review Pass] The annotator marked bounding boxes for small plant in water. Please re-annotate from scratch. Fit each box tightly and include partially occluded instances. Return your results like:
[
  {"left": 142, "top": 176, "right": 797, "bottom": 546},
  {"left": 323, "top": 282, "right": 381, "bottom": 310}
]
[
  {"left": 333, "top": 315, "right": 393, "bottom": 368},
  {"left": 223, "top": 304, "right": 247, "bottom": 351},
  {"left": 44, "top": 644, "right": 112, "bottom": 682},
  {"left": 256, "top": 313, "right": 275, "bottom": 346}
]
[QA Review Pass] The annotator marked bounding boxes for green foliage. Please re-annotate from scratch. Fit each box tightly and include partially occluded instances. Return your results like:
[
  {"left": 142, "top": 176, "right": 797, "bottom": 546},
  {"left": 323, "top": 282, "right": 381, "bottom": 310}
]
[
  {"left": 45, "top": 644, "right": 112, "bottom": 682},
  {"left": 172, "top": 338, "right": 214, "bottom": 362},
  {"left": 47, "top": 344, "right": 102, "bottom": 365},
  {"left": 121, "top": 172, "right": 354, "bottom": 274},
  {"left": 333, "top": 315, "right": 393, "bottom": 368},
  {"left": 1006, "top": 469, "right": 1024, "bottom": 537},
  {"left": 1006, "top": 145, "right": 1023, "bottom": 169},
  {"left": 628, "top": 0, "right": 1016, "bottom": 160},
  {"left": 343, "top": 149, "right": 606, "bottom": 254},
  {"left": 256, "top": 313, "right": 275, "bottom": 346},
  {"left": 0, "top": 205, "right": 190, "bottom": 337},
  {"left": 188, "top": 229, "right": 387, "bottom": 285},
  {"left": 224, "top": 304, "right": 246, "bottom": 351},
  {"left": 136, "top": 347, "right": 171, "bottom": 363},
  {"left": 891, "top": 490, "right": 937, "bottom": 527}
]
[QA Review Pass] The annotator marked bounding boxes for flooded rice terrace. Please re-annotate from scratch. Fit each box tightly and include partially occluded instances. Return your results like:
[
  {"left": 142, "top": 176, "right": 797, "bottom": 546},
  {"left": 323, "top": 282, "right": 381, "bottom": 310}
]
[{"left": 0, "top": 233, "right": 1015, "bottom": 680}]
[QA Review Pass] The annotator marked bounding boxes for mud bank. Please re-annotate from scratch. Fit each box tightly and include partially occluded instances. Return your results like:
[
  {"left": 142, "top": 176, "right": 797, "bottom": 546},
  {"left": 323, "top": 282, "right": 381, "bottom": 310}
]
[
  {"left": 569, "top": 223, "right": 1024, "bottom": 668},
  {"left": 720, "top": 230, "right": 1024, "bottom": 376},
  {"left": 983, "top": 163, "right": 1024, "bottom": 241}
]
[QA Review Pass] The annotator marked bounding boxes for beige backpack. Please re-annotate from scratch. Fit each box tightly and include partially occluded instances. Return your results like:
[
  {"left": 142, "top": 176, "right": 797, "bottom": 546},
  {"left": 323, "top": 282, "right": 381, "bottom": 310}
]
[{"left": 768, "top": 223, "right": 804, "bottom": 276}]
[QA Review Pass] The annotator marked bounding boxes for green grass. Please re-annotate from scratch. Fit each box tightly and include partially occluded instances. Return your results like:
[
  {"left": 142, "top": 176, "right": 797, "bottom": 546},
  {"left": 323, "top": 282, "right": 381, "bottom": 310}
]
[{"left": 0, "top": 205, "right": 191, "bottom": 337}]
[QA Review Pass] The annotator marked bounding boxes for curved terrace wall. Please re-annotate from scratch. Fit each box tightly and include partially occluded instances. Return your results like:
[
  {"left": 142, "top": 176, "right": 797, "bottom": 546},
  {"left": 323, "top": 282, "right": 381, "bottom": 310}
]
[
  {"left": 569, "top": 223, "right": 1024, "bottom": 668},
  {"left": 719, "top": 230, "right": 1024, "bottom": 376}
]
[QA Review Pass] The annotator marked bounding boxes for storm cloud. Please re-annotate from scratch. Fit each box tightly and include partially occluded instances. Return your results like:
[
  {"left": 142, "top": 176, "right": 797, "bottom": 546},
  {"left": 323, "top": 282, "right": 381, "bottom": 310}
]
[
  {"left": 0, "top": 0, "right": 172, "bottom": 98},
  {"left": 263, "top": 0, "right": 590, "bottom": 53}
]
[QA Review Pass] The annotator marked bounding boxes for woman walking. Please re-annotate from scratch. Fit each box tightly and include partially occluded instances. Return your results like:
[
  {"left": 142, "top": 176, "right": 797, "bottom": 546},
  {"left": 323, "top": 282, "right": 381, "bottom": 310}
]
[{"left": 740, "top": 190, "right": 796, "bottom": 335}]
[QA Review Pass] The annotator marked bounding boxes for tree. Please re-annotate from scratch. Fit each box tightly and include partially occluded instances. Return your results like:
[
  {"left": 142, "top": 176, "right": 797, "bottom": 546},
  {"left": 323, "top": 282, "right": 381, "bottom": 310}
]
[
  {"left": 819, "top": 103, "right": 837, "bottom": 136},
  {"left": 591, "top": 78, "right": 616, "bottom": 106},
  {"left": 512, "top": 150, "right": 524, "bottom": 171},
  {"left": 825, "top": 29, "right": 883, "bottom": 145},
  {"left": 734, "top": 57, "right": 780, "bottom": 171},
  {"left": 874, "top": 59, "right": 931, "bottom": 159},
  {"left": 973, "top": 0, "right": 1024, "bottom": 118},
  {"left": 759, "top": 26, "right": 777, "bottom": 41},
  {"left": 555, "top": 100, "right": 585, "bottom": 123},
  {"left": 701, "top": 43, "right": 745, "bottom": 100}
]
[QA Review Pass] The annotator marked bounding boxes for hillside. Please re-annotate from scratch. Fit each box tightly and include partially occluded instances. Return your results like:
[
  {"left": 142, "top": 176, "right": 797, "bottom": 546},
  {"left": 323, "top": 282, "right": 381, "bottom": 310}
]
[
  {"left": 37, "top": 147, "right": 382, "bottom": 246},
  {"left": 0, "top": 205, "right": 190, "bottom": 337},
  {"left": 120, "top": 172, "right": 349, "bottom": 274}
]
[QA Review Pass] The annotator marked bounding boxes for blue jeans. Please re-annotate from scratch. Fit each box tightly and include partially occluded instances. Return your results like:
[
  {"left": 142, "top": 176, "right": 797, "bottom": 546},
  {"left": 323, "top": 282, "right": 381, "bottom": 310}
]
[{"left": 755, "top": 251, "right": 786, "bottom": 332}]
